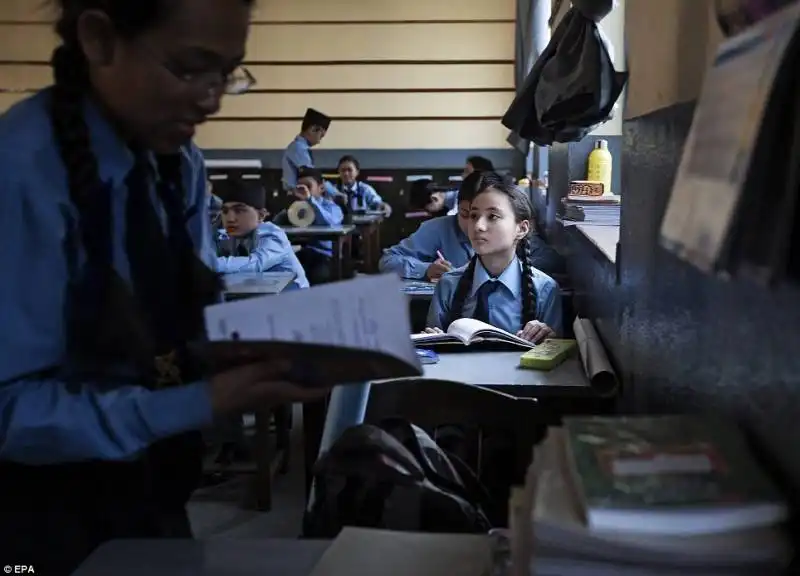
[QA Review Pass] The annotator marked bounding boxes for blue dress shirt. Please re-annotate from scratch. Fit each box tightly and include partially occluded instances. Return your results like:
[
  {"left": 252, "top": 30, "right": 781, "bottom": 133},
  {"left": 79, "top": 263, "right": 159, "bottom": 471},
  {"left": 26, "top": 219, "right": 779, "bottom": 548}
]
[
  {"left": 281, "top": 135, "right": 338, "bottom": 198},
  {"left": 378, "top": 215, "right": 473, "bottom": 279},
  {"left": 426, "top": 256, "right": 563, "bottom": 336},
  {"left": 216, "top": 222, "right": 310, "bottom": 289},
  {"left": 0, "top": 90, "right": 214, "bottom": 464}
]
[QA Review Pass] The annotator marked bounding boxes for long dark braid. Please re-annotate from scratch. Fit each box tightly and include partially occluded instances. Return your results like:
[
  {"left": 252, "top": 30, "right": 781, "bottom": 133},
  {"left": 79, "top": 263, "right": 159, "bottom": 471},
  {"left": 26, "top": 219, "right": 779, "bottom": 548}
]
[
  {"left": 50, "top": 41, "right": 118, "bottom": 355},
  {"left": 446, "top": 172, "right": 539, "bottom": 328}
]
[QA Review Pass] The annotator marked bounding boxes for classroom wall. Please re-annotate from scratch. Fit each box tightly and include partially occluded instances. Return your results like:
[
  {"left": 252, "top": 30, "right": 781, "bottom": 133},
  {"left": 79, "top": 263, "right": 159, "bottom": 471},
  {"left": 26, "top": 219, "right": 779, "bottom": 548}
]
[
  {"left": 0, "top": 0, "right": 518, "bottom": 169},
  {"left": 565, "top": 0, "right": 800, "bottom": 492}
]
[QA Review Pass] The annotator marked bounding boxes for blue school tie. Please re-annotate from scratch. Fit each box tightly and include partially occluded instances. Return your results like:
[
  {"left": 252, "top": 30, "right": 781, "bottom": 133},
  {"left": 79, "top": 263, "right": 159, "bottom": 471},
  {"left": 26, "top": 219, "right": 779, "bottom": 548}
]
[{"left": 472, "top": 280, "right": 502, "bottom": 324}]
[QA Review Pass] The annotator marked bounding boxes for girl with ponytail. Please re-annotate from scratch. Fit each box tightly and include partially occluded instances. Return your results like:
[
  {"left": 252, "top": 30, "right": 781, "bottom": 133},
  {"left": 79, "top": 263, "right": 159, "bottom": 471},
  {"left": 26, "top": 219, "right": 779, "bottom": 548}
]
[
  {"left": 424, "top": 171, "right": 563, "bottom": 342},
  {"left": 0, "top": 1, "right": 330, "bottom": 572}
]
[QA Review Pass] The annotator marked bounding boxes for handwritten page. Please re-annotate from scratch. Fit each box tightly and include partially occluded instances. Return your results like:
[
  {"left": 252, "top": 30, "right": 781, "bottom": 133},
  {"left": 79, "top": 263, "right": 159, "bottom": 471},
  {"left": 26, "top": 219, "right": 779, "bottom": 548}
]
[
  {"left": 309, "top": 528, "right": 492, "bottom": 576},
  {"left": 660, "top": 2, "right": 800, "bottom": 273},
  {"left": 205, "top": 273, "right": 418, "bottom": 367}
]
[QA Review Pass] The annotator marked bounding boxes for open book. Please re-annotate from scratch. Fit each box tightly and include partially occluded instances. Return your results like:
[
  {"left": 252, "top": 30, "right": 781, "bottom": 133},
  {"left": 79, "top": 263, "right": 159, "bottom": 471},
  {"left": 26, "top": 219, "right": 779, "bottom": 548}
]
[
  {"left": 411, "top": 318, "right": 534, "bottom": 350},
  {"left": 194, "top": 274, "right": 422, "bottom": 387}
]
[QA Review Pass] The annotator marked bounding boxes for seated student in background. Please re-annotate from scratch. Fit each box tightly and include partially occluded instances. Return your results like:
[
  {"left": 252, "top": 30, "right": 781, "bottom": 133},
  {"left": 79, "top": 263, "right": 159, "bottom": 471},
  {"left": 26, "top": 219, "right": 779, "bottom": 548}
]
[
  {"left": 273, "top": 167, "right": 343, "bottom": 285},
  {"left": 282, "top": 107, "right": 340, "bottom": 199},
  {"left": 337, "top": 155, "right": 391, "bottom": 215},
  {"left": 436, "top": 155, "right": 497, "bottom": 214},
  {"left": 425, "top": 171, "right": 563, "bottom": 342},
  {"left": 214, "top": 178, "right": 309, "bottom": 289},
  {"left": 378, "top": 172, "right": 481, "bottom": 281}
]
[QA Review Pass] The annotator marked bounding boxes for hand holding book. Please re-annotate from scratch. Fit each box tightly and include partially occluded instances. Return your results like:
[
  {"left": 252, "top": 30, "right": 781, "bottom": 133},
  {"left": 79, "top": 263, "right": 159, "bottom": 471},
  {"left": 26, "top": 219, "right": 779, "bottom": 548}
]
[{"left": 208, "top": 360, "right": 331, "bottom": 415}]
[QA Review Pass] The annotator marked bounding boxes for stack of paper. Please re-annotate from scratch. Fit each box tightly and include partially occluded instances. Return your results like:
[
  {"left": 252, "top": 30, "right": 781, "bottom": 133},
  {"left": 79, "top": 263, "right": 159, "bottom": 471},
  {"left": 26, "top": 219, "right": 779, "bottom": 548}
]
[{"left": 560, "top": 195, "right": 621, "bottom": 226}]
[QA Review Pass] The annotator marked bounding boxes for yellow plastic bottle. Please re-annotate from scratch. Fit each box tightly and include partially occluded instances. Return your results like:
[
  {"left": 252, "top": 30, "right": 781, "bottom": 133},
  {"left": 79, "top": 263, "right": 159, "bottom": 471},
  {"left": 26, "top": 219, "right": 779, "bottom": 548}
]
[{"left": 586, "top": 139, "right": 613, "bottom": 195}]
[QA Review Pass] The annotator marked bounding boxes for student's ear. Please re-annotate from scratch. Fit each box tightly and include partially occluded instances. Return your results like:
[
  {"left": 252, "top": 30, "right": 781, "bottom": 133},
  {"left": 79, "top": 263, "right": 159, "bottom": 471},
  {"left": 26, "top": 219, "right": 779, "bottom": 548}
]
[
  {"left": 257, "top": 208, "right": 268, "bottom": 221},
  {"left": 77, "top": 10, "right": 117, "bottom": 66},
  {"left": 515, "top": 219, "right": 531, "bottom": 241}
]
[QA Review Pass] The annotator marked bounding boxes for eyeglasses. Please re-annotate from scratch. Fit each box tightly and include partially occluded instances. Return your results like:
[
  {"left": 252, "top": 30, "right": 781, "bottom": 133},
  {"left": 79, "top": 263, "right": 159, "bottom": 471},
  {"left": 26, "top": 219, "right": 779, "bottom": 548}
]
[
  {"left": 138, "top": 41, "right": 256, "bottom": 96},
  {"left": 168, "top": 64, "right": 256, "bottom": 96}
]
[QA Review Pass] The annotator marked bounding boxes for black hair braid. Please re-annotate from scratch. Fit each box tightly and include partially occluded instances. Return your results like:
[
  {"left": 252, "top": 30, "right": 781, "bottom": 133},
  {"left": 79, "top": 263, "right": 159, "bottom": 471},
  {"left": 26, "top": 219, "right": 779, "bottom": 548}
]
[
  {"left": 446, "top": 255, "right": 478, "bottom": 327},
  {"left": 517, "top": 235, "right": 539, "bottom": 326},
  {"left": 50, "top": 45, "right": 107, "bottom": 256},
  {"left": 50, "top": 44, "right": 117, "bottom": 350}
]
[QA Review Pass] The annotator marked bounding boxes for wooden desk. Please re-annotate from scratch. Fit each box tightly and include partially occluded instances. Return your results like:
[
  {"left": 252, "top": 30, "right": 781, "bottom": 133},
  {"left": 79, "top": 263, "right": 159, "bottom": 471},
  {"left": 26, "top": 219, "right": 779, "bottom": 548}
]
[
  {"left": 420, "top": 351, "right": 591, "bottom": 399},
  {"left": 281, "top": 225, "right": 356, "bottom": 281},
  {"left": 351, "top": 213, "right": 384, "bottom": 273},
  {"left": 73, "top": 539, "right": 331, "bottom": 576},
  {"left": 415, "top": 350, "right": 615, "bottom": 423}
]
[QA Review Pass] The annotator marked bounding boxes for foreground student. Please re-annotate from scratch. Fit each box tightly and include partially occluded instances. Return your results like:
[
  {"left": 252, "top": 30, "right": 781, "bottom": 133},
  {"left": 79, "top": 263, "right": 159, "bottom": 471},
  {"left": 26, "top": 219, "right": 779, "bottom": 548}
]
[
  {"left": 273, "top": 166, "right": 344, "bottom": 285},
  {"left": 0, "top": 1, "right": 329, "bottom": 572},
  {"left": 425, "top": 172, "right": 563, "bottom": 341},
  {"left": 215, "top": 178, "right": 309, "bottom": 289},
  {"left": 378, "top": 173, "right": 479, "bottom": 281}
]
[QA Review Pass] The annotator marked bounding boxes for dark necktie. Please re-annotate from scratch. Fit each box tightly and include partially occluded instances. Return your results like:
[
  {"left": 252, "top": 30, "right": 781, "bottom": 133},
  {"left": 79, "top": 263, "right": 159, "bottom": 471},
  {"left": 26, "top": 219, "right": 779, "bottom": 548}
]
[
  {"left": 472, "top": 280, "right": 502, "bottom": 324},
  {"left": 124, "top": 156, "right": 178, "bottom": 351},
  {"left": 307, "top": 146, "right": 314, "bottom": 166}
]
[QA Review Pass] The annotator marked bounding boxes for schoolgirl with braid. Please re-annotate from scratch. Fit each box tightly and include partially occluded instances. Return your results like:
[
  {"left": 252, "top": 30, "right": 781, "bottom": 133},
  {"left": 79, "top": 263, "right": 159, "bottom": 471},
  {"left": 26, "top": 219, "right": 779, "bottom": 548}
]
[
  {"left": 0, "top": 1, "right": 331, "bottom": 572},
  {"left": 424, "top": 171, "right": 563, "bottom": 342}
]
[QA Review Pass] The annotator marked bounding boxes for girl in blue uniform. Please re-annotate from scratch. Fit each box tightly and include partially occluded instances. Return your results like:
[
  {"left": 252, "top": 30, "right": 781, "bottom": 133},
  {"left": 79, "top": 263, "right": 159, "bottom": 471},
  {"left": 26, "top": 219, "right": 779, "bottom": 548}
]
[
  {"left": 337, "top": 155, "right": 391, "bottom": 214},
  {"left": 425, "top": 171, "right": 563, "bottom": 340},
  {"left": 0, "top": 1, "right": 328, "bottom": 572}
]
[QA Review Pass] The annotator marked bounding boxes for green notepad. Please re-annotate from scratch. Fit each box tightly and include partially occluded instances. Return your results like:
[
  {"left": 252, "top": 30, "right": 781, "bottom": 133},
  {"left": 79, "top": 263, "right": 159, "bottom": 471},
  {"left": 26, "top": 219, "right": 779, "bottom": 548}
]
[{"left": 519, "top": 339, "right": 577, "bottom": 370}]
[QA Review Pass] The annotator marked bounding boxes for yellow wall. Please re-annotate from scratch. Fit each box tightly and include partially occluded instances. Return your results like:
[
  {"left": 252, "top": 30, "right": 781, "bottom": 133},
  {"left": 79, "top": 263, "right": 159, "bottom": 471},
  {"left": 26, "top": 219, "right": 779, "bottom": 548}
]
[
  {"left": 624, "top": 0, "right": 723, "bottom": 119},
  {"left": 0, "top": 0, "right": 516, "bottom": 150}
]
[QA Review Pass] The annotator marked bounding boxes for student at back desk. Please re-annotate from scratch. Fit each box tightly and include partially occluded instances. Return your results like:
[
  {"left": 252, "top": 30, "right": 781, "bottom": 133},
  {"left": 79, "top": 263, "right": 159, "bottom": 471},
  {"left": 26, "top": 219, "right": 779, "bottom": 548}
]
[
  {"left": 214, "top": 178, "right": 309, "bottom": 289},
  {"left": 425, "top": 171, "right": 562, "bottom": 341},
  {"left": 429, "top": 155, "right": 496, "bottom": 215},
  {"left": 273, "top": 166, "right": 343, "bottom": 285},
  {"left": 337, "top": 154, "right": 391, "bottom": 214},
  {"left": 281, "top": 107, "right": 340, "bottom": 199},
  {"left": 378, "top": 175, "right": 477, "bottom": 281}
]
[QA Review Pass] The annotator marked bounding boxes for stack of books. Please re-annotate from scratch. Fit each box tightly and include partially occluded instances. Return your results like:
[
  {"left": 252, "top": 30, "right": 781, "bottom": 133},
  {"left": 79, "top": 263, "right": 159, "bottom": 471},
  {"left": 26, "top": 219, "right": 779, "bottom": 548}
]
[
  {"left": 560, "top": 194, "right": 621, "bottom": 226},
  {"left": 510, "top": 415, "right": 792, "bottom": 575}
]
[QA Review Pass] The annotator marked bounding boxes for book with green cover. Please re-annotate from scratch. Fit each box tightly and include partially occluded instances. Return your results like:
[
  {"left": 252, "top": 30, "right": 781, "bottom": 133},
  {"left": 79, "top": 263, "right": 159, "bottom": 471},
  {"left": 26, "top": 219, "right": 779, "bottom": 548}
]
[
  {"left": 562, "top": 415, "right": 787, "bottom": 535},
  {"left": 518, "top": 339, "right": 576, "bottom": 370}
]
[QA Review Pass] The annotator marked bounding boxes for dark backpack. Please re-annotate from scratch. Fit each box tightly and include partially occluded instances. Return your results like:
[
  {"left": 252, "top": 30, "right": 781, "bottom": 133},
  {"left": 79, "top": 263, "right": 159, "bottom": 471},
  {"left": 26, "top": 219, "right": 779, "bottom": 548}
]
[{"left": 303, "top": 418, "right": 496, "bottom": 538}]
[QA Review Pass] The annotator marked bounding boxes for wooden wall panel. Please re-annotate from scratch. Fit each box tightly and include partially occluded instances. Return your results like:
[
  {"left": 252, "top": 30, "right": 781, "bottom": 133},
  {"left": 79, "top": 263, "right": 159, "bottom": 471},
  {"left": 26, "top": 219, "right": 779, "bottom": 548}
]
[
  {"left": 0, "top": 0, "right": 514, "bottom": 22},
  {"left": 0, "top": 23, "right": 514, "bottom": 62},
  {"left": 0, "top": 2, "right": 516, "bottom": 150},
  {"left": 195, "top": 120, "right": 510, "bottom": 149},
  {"left": 244, "top": 23, "right": 515, "bottom": 62},
  {"left": 0, "top": 63, "right": 514, "bottom": 91},
  {"left": 215, "top": 91, "right": 512, "bottom": 118}
]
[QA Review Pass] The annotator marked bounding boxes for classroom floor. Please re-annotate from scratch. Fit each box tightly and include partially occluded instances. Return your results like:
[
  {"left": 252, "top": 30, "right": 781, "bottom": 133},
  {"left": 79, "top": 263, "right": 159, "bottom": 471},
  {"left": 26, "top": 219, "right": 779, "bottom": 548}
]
[{"left": 188, "top": 405, "right": 306, "bottom": 539}]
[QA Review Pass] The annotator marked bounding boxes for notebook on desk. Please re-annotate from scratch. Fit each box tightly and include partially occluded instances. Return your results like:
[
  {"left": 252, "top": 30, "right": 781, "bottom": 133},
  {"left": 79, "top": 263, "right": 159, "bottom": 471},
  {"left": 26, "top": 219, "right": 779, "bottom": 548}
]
[{"left": 411, "top": 318, "right": 534, "bottom": 350}]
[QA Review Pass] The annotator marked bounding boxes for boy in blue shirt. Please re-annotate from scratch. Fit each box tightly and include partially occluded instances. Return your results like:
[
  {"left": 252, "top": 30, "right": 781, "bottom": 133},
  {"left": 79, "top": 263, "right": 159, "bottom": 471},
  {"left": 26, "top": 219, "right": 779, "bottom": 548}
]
[
  {"left": 215, "top": 178, "right": 309, "bottom": 289},
  {"left": 281, "top": 108, "right": 340, "bottom": 199},
  {"left": 273, "top": 166, "right": 344, "bottom": 285}
]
